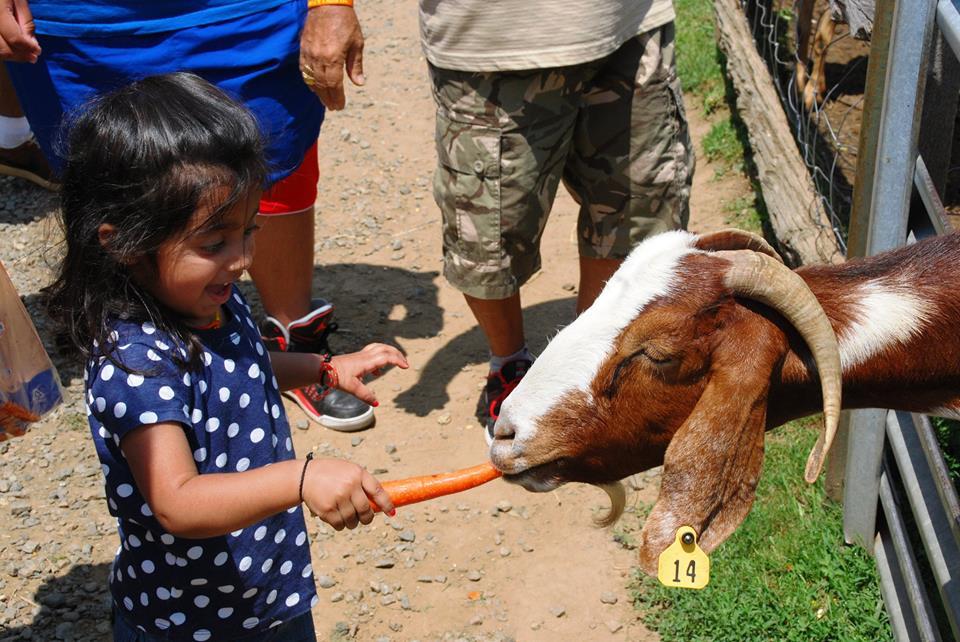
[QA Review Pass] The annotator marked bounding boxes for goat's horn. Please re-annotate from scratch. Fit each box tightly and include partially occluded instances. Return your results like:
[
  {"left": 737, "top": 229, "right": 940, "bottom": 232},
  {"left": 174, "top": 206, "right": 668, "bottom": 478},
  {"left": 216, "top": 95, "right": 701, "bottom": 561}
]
[
  {"left": 695, "top": 229, "right": 783, "bottom": 262},
  {"left": 716, "top": 250, "right": 842, "bottom": 483}
]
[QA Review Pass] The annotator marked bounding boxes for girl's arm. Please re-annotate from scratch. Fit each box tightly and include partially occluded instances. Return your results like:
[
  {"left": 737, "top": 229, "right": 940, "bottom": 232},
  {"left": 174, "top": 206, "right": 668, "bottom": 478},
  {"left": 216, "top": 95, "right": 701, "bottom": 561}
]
[
  {"left": 268, "top": 350, "right": 325, "bottom": 391},
  {"left": 270, "top": 342, "right": 408, "bottom": 404},
  {"left": 122, "top": 421, "right": 396, "bottom": 538}
]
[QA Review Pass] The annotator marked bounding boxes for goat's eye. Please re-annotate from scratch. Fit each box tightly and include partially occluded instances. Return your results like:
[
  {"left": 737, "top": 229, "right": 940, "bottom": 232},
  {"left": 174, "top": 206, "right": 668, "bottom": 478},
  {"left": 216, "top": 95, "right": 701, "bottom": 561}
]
[
  {"left": 604, "top": 350, "right": 644, "bottom": 397},
  {"left": 603, "top": 345, "right": 678, "bottom": 397},
  {"left": 642, "top": 348, "right": 675, "bottom": 366}
]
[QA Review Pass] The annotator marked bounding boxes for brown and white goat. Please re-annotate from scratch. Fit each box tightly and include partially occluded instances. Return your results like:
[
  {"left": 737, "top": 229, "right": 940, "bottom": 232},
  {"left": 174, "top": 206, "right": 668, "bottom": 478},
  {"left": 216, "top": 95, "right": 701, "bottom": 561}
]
[{"left": 489, "top": 229, "right": 960, "bottom": 575}]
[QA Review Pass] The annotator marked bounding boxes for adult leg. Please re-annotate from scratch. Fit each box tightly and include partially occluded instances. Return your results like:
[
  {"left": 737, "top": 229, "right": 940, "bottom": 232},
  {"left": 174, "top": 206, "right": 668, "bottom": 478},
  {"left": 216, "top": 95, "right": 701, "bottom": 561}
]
[
  {"left": 0, "top": 64, "right": 57, "bottom": 190},
  {"left": 431, "top": 64, "right": 582, "bottom": 338},
  {"left": 577, "top": 256, "right": 621, "bottom": 313},
  {"left": 431, "top": 64, "right": 582, "bottom": 346},
  {"left": 256, "top": 142, "right": 374, "bottom": 431},
  {"left": 464, "top": 292, "right": 525, "bottom": 358},
  {"left": 430, "top": 64, "right": 582, "bottom": 437},
  {"left": 0, "top": 65, "right": 24, "bottom": 116},
  {"left": 248, "top": 206, "right": 315, "bottom": 326},
  {"left": 566, "top": 23, "right": 694, "bottom": 300}
]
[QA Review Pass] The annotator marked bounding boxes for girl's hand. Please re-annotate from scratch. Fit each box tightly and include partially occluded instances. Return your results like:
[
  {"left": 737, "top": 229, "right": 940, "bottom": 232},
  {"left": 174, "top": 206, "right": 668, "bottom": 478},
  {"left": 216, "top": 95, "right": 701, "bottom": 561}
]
[
  {"left": 329, "top": 343, "right": 408, "bottom": 406},
  {"left": 302, "top": 458, "right": 395, "bottom": 529}
]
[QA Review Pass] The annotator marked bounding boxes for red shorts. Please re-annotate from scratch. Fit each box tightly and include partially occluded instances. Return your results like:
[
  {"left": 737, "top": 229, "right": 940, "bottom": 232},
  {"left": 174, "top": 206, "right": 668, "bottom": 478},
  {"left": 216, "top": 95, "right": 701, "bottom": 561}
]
[{"left": 259, "top": 141, "right": 319, "bottom": 215}]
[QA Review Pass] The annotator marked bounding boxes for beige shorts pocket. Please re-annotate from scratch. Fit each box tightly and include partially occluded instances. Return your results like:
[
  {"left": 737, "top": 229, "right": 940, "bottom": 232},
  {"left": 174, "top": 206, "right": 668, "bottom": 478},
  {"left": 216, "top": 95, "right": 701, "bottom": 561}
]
[{"left": 433, "top": 110, "right": 503, "bottom": 266}]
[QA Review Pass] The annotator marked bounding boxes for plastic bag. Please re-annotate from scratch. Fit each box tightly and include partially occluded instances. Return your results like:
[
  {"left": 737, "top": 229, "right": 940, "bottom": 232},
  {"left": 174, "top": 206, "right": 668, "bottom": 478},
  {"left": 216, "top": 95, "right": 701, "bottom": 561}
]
[{"left": 0, "top": 259, "right": 64, "bottom": 441}]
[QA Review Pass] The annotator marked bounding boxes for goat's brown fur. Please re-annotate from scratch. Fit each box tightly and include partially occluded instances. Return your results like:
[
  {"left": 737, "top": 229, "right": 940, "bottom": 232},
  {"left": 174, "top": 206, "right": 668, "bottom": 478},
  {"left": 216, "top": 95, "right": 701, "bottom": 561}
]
[
  {"left": 770, "top": 235, "right": 960, "bottom": 424},
  {"left": 495, "top": 232, "right": 960, "bottom": 576}
]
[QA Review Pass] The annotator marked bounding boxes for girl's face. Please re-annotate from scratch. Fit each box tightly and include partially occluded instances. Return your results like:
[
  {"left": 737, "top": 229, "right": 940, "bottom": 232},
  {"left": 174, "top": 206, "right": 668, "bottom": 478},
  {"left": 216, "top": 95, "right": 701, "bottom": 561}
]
[{"left": 139, "top": 186, "right": 262, "bottom": 328}]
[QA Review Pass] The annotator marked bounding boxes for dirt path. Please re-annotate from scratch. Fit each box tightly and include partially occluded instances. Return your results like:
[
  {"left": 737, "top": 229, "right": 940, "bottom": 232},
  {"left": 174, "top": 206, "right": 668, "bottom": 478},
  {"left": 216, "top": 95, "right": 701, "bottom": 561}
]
[{"left": 0, "top": 2, "right": 752, "bottom": 641}]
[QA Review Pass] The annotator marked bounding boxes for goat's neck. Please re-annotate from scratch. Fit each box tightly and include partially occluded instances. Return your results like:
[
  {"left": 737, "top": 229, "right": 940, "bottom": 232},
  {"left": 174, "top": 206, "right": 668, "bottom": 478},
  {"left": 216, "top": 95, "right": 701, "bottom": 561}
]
[{"left": 768, "top": 236, "right": 960, "bottom": 427}]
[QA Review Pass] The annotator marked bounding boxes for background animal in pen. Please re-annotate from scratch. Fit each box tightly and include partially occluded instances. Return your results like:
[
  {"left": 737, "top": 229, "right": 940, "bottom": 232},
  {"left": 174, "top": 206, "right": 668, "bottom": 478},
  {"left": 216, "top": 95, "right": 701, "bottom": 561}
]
[{"left": 794, "top": 0, "right": 873, "bottom": 109}]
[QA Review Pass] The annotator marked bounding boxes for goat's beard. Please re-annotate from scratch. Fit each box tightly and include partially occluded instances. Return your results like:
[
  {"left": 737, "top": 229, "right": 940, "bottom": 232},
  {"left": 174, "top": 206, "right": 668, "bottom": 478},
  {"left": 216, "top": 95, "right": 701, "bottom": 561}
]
[{"left": 504, "top": 471, "right": 625, "bottom": 527}]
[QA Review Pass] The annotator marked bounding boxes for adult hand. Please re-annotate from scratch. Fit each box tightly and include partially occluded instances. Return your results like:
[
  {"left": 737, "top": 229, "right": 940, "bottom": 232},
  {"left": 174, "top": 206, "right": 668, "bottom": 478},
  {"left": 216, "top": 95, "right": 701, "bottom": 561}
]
[
  {"left": 0, "top": 0, "right": 39, "bottom": 62},
  {"left": 299, "top": 5, "right": 364, "bottom": 111}
]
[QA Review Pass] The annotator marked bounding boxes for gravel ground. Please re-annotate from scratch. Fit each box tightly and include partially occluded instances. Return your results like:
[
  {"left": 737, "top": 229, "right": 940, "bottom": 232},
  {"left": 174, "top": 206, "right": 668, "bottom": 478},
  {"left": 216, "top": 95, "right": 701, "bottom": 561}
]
[{"left": 0, "top": 1, "right": 750, "bottom": 640}]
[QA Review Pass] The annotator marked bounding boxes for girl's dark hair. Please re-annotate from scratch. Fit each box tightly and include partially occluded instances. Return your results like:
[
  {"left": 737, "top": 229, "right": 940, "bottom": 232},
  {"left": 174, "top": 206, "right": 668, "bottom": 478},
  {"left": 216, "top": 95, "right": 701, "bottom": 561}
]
[{"left": 46, "top": 72, "right": 268, "bottom": 371}]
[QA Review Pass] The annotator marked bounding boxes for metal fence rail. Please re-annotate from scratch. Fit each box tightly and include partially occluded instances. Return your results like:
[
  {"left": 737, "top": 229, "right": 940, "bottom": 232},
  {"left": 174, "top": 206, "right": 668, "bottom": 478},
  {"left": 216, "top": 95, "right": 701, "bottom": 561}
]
[{"left": 841, "top": 0, "right": 960, "bottom": 639}]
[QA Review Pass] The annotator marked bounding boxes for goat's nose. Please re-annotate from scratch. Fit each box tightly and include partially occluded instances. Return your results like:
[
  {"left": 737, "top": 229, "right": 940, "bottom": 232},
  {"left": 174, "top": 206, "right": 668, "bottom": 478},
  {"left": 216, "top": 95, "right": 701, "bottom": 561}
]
[
  {"left": 488, "top": 417, "right": 526, "bottom": 473},
  {"left": 492, "top": 417, "right": 516, "bottom": 442}
]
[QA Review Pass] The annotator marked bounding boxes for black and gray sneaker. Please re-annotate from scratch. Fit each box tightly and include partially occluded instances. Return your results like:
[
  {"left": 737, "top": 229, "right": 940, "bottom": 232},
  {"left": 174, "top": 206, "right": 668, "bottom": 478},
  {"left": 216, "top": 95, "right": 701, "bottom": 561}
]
[
  {"left": 261, "top": 300, "right": 374, "bottom": 432},
  {"left": 477, "top": 358, "right": 532, "bottom": 445}
]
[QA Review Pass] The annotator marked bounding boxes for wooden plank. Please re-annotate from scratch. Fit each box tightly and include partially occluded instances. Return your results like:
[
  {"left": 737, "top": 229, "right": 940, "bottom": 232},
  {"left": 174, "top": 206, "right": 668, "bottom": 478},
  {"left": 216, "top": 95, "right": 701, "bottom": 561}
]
[{"left": 714, "top": 0, "right": 844, "bottom": 266}]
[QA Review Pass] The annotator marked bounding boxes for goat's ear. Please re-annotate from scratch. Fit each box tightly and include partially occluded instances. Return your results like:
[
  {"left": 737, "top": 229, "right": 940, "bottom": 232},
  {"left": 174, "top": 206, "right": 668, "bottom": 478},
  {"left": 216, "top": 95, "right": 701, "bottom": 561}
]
[{"left": 636, "top": 317, "right": 781, "bottom": 575}]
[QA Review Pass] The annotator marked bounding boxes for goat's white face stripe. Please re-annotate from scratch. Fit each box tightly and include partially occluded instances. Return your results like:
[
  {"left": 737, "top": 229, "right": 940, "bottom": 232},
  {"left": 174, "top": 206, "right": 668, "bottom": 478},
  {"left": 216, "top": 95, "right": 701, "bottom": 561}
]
[
  {"left": 498, "top": 231, "right": 698, "bottom": 444},
  {"left": 838, "top": 278, "right": 933, "bottom": 371}
]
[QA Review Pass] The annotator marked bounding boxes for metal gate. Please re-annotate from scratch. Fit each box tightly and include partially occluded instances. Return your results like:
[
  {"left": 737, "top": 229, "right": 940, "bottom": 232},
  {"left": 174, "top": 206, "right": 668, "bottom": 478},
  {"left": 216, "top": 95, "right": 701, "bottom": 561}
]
[{"left": 840, "top": 0, "right": 960, "bottom": 639}]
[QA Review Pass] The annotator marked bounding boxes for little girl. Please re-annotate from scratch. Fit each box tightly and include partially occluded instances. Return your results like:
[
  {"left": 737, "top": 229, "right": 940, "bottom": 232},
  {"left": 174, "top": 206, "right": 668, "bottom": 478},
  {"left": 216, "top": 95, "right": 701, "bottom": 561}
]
[{"left": 46, "top": 72, "right": 408, "bottom": 641}]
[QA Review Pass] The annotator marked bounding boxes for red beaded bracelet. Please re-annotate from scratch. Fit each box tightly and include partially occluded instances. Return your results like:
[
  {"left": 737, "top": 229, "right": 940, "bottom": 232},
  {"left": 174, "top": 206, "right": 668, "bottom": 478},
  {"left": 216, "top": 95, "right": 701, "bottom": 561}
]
[{"left": 319, "top": 353, "right": 338, "bottom": 393}]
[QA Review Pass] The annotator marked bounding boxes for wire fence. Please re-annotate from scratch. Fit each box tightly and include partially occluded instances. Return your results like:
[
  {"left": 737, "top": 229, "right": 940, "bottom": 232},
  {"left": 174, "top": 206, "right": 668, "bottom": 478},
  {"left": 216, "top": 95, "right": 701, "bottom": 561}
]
[{"left": 738, "top": 0, "right": 874, "bottom": 255}]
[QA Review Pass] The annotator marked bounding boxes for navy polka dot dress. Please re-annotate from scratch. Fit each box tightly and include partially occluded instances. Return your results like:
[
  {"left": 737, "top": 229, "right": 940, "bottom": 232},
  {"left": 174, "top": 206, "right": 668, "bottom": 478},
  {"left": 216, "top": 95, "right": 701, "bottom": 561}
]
[{"left": 85, "top": 288, "right": 317, "bottom": 640}]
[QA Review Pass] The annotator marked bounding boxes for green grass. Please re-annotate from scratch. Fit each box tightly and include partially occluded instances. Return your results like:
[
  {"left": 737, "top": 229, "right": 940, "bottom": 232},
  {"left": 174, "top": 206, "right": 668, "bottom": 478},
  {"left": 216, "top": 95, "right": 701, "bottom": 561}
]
[
  {"left": 675, "top": 0, "right": 727, "bottom": 114},
  {"left": 723, "top": 195, "right": 763, "bottom": 231},
  {"left": 676, "top": 0, "right": 763, "bottom": 234},
  {"left": 702, "top": 119, "right": 740, "bottom": 167},
  {"left": 630, "top": 421, "right": 891, "bottom": 641},
  {"left": 931, "top": 417, "right": 960, "bottom": 489}
]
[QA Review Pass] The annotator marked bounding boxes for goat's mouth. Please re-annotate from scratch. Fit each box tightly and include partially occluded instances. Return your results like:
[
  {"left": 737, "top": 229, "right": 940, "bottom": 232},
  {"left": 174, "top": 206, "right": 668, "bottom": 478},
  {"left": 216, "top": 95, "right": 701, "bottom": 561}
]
[{"left": 499, "top": 460, "right": 568, "bottom": 492}]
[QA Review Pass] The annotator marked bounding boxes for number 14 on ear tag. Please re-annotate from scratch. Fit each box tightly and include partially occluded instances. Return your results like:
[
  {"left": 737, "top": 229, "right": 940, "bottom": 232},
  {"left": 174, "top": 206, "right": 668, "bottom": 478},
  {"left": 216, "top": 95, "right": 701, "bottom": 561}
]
[{"left": 657, "top": 526, "right": 710, "bottom": 589}]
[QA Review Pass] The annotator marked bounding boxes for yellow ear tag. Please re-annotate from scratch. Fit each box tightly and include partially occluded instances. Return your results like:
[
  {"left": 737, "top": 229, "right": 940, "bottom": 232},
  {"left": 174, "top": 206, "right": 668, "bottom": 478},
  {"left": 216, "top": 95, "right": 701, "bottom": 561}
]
[{"left": 657, "top": 526, "right": 710, "bottom": 589}]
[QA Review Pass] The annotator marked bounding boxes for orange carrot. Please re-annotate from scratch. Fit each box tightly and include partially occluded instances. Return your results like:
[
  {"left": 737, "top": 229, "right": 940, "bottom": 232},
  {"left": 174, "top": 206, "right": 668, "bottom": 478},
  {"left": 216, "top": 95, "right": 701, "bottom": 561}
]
[{"left": 368, "top": 461, "right": 502, "bottom": 513}]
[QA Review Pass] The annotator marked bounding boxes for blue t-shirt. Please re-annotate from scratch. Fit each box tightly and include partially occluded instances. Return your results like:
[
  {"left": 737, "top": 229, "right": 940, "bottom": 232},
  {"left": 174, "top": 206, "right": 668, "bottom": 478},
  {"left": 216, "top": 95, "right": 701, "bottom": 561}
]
[
  {"left": 6, "top": 1, "right": 323, "bottom": 185},
  {"left": 28, "top": 0, "right": 291, "bottom": 37},
  {"left": 86, "top": 288, "right": 317, "bottom": 640}
]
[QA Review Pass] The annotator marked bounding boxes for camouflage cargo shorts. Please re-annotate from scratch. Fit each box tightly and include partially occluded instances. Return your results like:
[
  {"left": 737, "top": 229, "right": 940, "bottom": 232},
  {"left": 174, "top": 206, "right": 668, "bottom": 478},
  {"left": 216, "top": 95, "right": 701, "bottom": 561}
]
[{"left": 431, "top": 22, "right": 695, "bottom": 300}]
